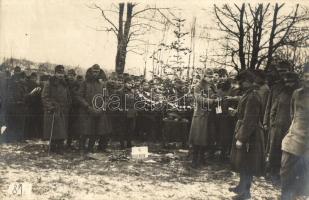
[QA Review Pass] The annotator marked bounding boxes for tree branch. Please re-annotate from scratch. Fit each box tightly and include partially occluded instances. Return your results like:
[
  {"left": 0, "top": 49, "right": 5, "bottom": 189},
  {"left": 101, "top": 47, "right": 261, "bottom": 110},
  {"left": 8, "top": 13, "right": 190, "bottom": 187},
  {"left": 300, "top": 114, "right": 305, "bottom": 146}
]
[{"left": 93, "top": 4, "right": 119, "bottom": 32}]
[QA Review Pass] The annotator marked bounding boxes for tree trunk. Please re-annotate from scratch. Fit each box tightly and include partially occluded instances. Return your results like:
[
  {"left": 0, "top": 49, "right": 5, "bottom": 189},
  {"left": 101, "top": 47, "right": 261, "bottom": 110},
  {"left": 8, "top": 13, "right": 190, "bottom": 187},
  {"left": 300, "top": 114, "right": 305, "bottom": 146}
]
[
  {"left": 115, "top": 3, "right": 134, "bottom": 74},
  {"left": 238, "top": 4, "right": 246, "bottom": 70},
  {"left": 250, "top": 5, "right": 263, "bottom": 69},
  {"left": 115, "top": 3, "right": 124, "bottom": 74},
  {"left": 265, "top": 3, "right": 279, "bottom": 71}
]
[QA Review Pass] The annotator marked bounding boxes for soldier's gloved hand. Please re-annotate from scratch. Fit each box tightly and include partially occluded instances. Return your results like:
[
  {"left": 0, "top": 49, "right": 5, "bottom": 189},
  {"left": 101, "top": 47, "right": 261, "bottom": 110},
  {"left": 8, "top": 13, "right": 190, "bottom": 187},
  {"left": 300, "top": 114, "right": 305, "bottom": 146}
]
[{"left": 236, "top": 140, "right": 243, "bottom": 149}]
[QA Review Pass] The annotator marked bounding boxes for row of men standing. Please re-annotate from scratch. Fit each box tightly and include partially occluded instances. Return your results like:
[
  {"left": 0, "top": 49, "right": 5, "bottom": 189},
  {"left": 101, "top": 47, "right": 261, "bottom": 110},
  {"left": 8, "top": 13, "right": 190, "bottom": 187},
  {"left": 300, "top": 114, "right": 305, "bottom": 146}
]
[
  {"left": 0, "top": 67, "right": 47, "bottom": 142},
  {"left": 0, "top": 64, "right": 148, "bottom": 153},
  {"left": 0, "top": 65, "right": 105, "bottom": 152},
  {"left": 264, "top": 63, "right": 309, "bottom": 200},
  {"left": 188, "top": 61, "right": 308, "bottom": 200}
]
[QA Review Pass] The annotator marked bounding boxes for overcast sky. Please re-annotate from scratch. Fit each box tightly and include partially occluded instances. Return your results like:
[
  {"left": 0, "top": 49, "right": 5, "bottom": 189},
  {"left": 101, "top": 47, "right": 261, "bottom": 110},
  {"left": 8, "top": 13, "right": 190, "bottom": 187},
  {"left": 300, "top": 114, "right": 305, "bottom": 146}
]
[{"left": 0, "top": 0, "right": 307, "bottom": 75}]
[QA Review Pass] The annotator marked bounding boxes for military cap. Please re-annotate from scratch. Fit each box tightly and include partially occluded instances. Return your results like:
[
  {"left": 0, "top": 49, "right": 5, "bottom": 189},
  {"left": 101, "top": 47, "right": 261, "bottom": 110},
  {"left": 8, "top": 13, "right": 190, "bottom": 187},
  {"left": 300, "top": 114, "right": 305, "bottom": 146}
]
[
  {"left": 68, "top": 69, "right": 76, "bottom": 76},
  {"left": 76, "top": 75, "right": 83, "bottom": 81},
  {"left": 30, "top": 72, "right": 38, "bottom": 78},
  {"left": 14, "top": 66, "right": 22, "bottom": 73},
  {"left": 54, "top": 65, "right": 65, "bottom": 73},
  {"left": 92, "top": 64, "right": 101, "bottom": 70}
]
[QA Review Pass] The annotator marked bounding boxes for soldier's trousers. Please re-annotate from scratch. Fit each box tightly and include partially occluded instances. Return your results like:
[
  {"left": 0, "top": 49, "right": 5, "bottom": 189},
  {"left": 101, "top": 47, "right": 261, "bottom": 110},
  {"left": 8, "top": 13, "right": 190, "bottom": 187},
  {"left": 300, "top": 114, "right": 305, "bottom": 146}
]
[
  {"left": 79, "top": 135, "right": 96, "bottom": 152},
  {"left": 280, "top": 151, "right": 309, "bottom": 200},
  {"left": 5, "top": 105, "right": 26, "bottom": 142},
  {"left": 50, "top": 139, "right": 65, "bottom": 152},
  {"left": 98, "top": 135, "right": 108, "bottom": 151},
  {"left": 192, "top": 145, "right": 206, "bottom": 167},
  {"left": 79, "top": 135, "right": 109, "bottom": 151},
  {"left": 120, "top": 117, "right": 135, "bottom": 148}
]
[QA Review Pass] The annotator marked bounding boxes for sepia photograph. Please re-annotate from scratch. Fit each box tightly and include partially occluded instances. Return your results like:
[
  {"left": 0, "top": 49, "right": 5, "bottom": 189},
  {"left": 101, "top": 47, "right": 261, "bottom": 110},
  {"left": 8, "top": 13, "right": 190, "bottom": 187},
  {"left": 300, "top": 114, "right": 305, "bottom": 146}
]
[{"left": 0, "top": 0, "right": 308, "bottom": 199}]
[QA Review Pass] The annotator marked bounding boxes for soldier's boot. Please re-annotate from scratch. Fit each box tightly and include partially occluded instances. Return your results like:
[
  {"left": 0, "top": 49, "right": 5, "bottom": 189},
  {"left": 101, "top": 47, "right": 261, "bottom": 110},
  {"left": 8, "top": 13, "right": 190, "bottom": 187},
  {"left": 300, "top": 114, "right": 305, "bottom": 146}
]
[
  {"left": 270, "top": 169, "right": 281, "bottom": 187},
  {"left": 229, "top": 185, "right": 241, "bottom": 194},
  {"left": 126, "top": 140, "right": 132, "bottom": 148},
  {"left": 66, "top": 137, "right": 72, "bottom": 149},
  {"left": 49, "top": 140, "right": 57, "bottom": 153},
  {"left": 232, "top": 172, "right": 252, "bottom": 199},
  {"left": 56, "top": 139, "right": 64, "bottom": 155},
  {"left": 79, "top": 136, "right": 87, "bottom": 154},
  {"left": 230, "top": 172, "right": 246, "bottom": 194},
  {"left": 280, "top": 188, "right": 295, "bottom": 200},
  {"left": 98, "top": 136, "right": 108, "bottom": 152},
  {"left": 120, "top": 140, "right": 125, "bottom": 149},
  {"left": 87, "top": 137, "right": 95, "bottom": 153},
  {"left": 191, "top": 146, "right": 199, "bottom": 169},
  {"left": 219, "top": 146, "right": 229, "bottom": 161},
  {"left": 125, "top": 129, "right": 132, "bottom": 149},
  {"left": 198, "top": 149, "right": 206, "bottom": 166}
]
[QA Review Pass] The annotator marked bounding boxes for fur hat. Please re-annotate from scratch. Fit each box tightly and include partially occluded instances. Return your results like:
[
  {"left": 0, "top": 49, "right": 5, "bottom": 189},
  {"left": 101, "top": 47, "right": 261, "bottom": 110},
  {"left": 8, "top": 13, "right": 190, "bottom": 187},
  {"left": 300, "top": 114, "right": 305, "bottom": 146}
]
[
  {"left": 92, "top": 64, "right": 101, "bottom": 70},
  {"left": 14, "top": 66, "right": 22, "bottom": 73}
]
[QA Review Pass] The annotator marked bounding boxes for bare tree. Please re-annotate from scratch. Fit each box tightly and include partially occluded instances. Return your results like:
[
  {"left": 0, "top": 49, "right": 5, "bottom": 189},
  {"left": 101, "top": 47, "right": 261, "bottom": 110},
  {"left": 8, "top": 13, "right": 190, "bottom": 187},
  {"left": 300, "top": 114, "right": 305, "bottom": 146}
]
[
  {"left": 213, "top": 3, "right": 309, "bottom": 71},
  {"left": 90, "top": 3, "right": 174, "bottom": 74},
  {"left": 275, "top": 26, "right": 309, "bottom": 72}
]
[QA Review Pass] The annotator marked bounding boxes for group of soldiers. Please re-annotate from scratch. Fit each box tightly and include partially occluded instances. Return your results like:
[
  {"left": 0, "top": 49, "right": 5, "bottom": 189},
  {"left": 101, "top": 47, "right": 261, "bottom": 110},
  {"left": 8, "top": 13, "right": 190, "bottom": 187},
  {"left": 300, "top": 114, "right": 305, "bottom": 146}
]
[
  {"left": 188, "top": 61, "right": 308, "bottom": 200},
  {"left": 0, "top": 64, "right": 196, "bottom": 151},
  {"left": 0, "top": 61, "right": 308, "bottom": 200}
]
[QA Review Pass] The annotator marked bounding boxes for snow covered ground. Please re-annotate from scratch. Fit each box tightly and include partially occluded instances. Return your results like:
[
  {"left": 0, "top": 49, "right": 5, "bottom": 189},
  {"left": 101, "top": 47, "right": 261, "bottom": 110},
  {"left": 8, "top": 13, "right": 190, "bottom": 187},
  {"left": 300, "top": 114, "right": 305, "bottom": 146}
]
[{"left": 0, "top": 141, "right": 280, "bottom": 200}]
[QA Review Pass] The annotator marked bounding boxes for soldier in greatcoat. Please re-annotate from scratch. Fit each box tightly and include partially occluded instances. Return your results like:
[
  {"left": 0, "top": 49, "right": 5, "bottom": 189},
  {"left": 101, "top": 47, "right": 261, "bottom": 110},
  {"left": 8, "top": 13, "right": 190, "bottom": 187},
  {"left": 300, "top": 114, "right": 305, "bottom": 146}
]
[
  {"left": 263, "top": 62, "right": 291, "bottom": 148},
  {"left": 216, "top": 79, "right": 234, "bottom": 160},
  {"left": 41, "top": 65, "right": 71, "bottom": 153},
  {"left": 265, "top": 72, "right": 299, "bottom": 183},
  {"left": 122, "top": 76, "right": 137, "bottom": 148},
  {"left": 24, "top": 72, "right": 43, "bottom": 139},
  {"left": 5, "top": 67, "right": 28, "bottom": 142},
  {"left": 77, "top": 64, "right": 112, "bottom": 153},
  {"left": 0, "top": 68, "right": 9, "bottom": 129},
  {"left": 229, "top": 70, "right": 265, "bottom": 200},
  {"left": 188, "top": 72, "right": 217, "bottom": 168},
  {"left": 66, "top": 69, "right": 81, "bottom": 149}
]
